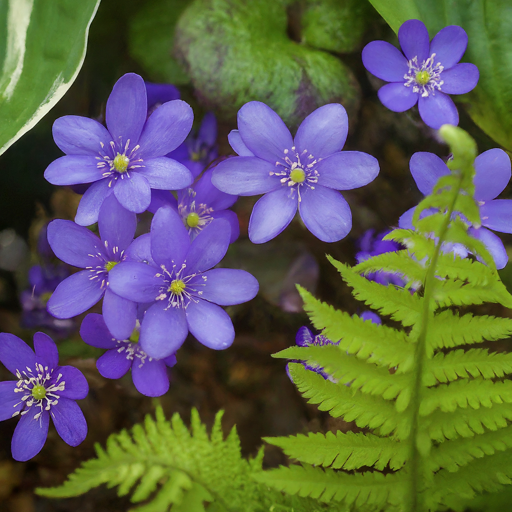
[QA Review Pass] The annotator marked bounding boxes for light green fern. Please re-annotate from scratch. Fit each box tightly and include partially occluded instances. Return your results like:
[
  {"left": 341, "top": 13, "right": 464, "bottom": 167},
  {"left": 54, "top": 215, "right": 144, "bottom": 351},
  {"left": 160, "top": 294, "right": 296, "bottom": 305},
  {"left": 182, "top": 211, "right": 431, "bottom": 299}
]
[{"left": 257, "top": 125, "right": 512, "bottom": 511}]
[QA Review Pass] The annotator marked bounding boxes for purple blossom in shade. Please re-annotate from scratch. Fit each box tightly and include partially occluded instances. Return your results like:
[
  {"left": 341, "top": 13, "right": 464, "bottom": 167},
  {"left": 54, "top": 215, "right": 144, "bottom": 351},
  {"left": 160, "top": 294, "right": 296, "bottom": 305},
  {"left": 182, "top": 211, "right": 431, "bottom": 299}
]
[
  {"left": 20, "top": 264, "right": 75, "bottom": 335},
  {"left": 211, "top": 102, "right": 379, "bottom": 244},
  {"left": 108, "top": 206, "right": 259, "bottom": 359},
  {"left": 80, "top": 313, "right": 176, "bottom": 397},
  {"left": 362, "top": 19, "right": 479, "bottom": 129},
  {"left": 355, "top": 229, "right": 406, "bottom": 287},
  {"left": 46, "top": 194, "right": 138, "bottom": 339},
  {"left": 0, "top": 332, "right": 88, "bottom": 461},
  {"left": 148, "top": 168, "right": 239, "bottom": 243},
  {"left": 399, "top": 149, "right": 512, "bottom": 269},
  {"left": 44, "top": 73, "right": 194, "bottom": 226},
  {"left": 145, "top": 81, "right": 180, "bottom": 115},
  {"left": 167, "top": 112, "right": 219, "bottom": 178}
]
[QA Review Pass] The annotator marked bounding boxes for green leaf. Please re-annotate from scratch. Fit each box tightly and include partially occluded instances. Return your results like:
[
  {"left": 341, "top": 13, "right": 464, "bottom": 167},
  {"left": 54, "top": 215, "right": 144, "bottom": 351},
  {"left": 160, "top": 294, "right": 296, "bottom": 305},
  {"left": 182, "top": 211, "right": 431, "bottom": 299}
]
[
  {"left": 367, "top": 0, "right": 512, "bottom": 150},
  {"left": 0, "top": 0, "right": 100, "bottom": 156}
]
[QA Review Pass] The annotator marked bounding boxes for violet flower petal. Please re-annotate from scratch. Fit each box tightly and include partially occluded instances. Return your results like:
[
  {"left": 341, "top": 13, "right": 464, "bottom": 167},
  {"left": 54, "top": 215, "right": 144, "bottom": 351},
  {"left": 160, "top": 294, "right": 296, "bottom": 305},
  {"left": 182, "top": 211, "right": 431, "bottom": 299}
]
[
  {"left": 237, "top": 101, "right": 293, "bottom": 162},
  {"left": 97, "top": 349, "right": 132, "bottom": 379},
  {"left": 299, "top": 185, "right": 352, "bottom": 243},
  {"left": 361, "top": 41, "right": 409, "bottom": 82},
  {"left": 98, "top": 194, "right": 137, "bottom": 254},
  {"left": 145, "top": 82, "right": 180, "bottom": 110},
  {"left": 0, "top": 381, "right": 22, "bottom": 421},
  {"left": 480, "top": 200, "right": 512, "bottom": 233},
  {"left": 185, "top": 219, "right": 231, "bottom": 274},
  {"left": 360, "top": 311, "right": 382, "bottom": 324},
  {"left": 441, "top": 63, "right": 479, "bottom": 95},
  {"left": 75, "top": 180, "right": 112, "bottom": 227},
  {"left": 131, "top": 359, "right": 170, "bottom": 397},
  {"left": 296, "top": 326, "right": 314, "bottom": 347},
  {"left": 148, "top": 189, "right": 178, "bottom": 214},
  {"left": 151, "top": 206, "right": 190, "bottom": 268},
  {"left": 198, "top": 111, "right": 217, "bottom": 147},
  {"left": 57, "top": 366, "right": 89, "bottom": 400},
  {"left": 212, "top": 157, "right": 280, "bottom": 196},
  {"left": 53, "top": 116, "right": 111, "bottom": 156},
  {"left": 47, "top": 219, "right": 104, "bottom": 268},
  {"left": 210, "top": 210, "right": 240, "bottom": 243},
  {"left": 113, "top": 173, "right": 151, "bottom": 213},
  {"left": 137, "top": 157, "right": 193, "bottom": 190},
  {"left": 109, "top": 261, "right": 164, "bottom": 303},
  {"left": 418, "top": 92, "right": 459, "bottom": 129},
  {"left": 228, "top": 130, "right": 254, "bottom": 156},
  {"left": 140, "top": 302, "right": 188, "bottom": 359},
  {"left": 11, "top": 407, "right": 49, "bottom": 461},
  {"left": 138, "top": 100, "right": 194, "bottom": 159},
  {"left": 125, "top": 233, "right": 156, "bottom": 266},
  {"left": 410, "top": 152, "right": 450, "bottom": 195},
  {"left": 294, "top": 104, "right": 348, "bottom": 158},
  {"left": 469, "top": 226, "right": 508, "bottom": 270},
  {"left": 44, "top": 155, "right": 103, "bottom": 185},
  {"left": 102, "top": 289, "right": 137, "bottom": 341},
  {"left": 106, "top": 73, "right": 147, "bottom": 146},
  {"left": 429, "top": 25, "right": 468, "bottom": 69},
  {"left": 248, "top": 188, "right": 297, "bottom": 244},
  {"left": 47, "top": 270, "right": 104, "bottom": 319},
  {"left": 0, "top": 333, "right": 36, "bottom": 375},
  {"left": 474, "top": 149, "right": 511, "bottom": 201},
  {"left": 378, "top": 82, "right": 419, "bottom": 112},
  {"left": 34, "top": 332, "right": 59, "bottom": 371},
  {"left": 201, "top": 268, "right": 259, "bottom": 305},
  {"left": 80, "top": 313, "right": 117, "bottom": 349},
  {"left": 316, "top": 151, "right": 379, "bottom": 190},
  {"left": 398, "top": 19, "right": 430, "bottom": 63},
  {"left": 186, "top": 299, "right": 235, "bottom": 350},
  {"left": 51, "top": 398, "right": 87, "bottom": 447},
  {"left": 398, "top": 206, "right": 416, "bottom": 229},
  {"left": 193, "top": 169, "right": 238, "bottom": 210}
]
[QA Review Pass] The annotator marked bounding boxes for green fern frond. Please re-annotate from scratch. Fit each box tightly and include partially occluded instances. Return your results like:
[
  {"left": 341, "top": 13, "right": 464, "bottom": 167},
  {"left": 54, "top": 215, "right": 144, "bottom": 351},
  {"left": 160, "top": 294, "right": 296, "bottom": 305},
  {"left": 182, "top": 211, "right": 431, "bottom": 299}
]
[
  {"left": 254, "top": 464, "right": 406, "bottom": 508},
  {"left": 265, "top": 431, "right": 408, "bottom": 471},
  {"left": 384, "top": 229, "right": 437, "bottom": 262},
  {"left": 327, "top": 256, "right": 423, "bottom": 326}
]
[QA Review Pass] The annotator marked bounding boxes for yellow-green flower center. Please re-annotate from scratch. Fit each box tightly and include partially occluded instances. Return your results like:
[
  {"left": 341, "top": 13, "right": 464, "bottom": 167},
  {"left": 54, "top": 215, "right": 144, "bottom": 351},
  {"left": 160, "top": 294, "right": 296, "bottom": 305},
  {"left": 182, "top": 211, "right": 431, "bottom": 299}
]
[
  {"left": 415, "top": 70, "right": 430, "bottom": 85},
  {"left": 290, "top": 168, "right": 306, "bottom": 183},
  {"left": 40, "top": 292, "right": 52, "bottom": 304},
  {"left": 169, "top": 279, "right": 186, "bottom": 295},
  {"left": 105, "top": 261, "right": 118, "bottom": 272},
  {"left": 129, "top": 328, "right": 140, "bottom": 344},
  {"left": 186, "top": 212, "right": 200, "bottom": 228},
  {"left": 113, "top": 153, "right": 130, "bottom": 173},
  {"left": 31, "top": 384, "right": 46, "bottom": 400}
]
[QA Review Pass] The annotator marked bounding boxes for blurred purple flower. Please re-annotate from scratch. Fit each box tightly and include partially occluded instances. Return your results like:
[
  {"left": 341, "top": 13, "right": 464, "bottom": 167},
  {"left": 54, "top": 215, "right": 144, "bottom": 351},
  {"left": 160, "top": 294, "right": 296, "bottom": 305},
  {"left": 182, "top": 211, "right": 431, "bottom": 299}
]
[
  {"left": 399, "top": 149, "right": 512, "bottom": 269},
  {"left": 109, "top": 206, "right": 259, "bottom": 359},
  {"left": 212, "top": 102, "right": 379, "bottom": 243},
  {"left": 21, "top": 264, "right": 74, "bottom": 335},
  {"left": 45, "top": 73, "right": 194, "bottom": 226},
  {"left": 80, "top": 313, "right": 176, "bottom": 397},
  {"left": 145, "top": 81, "right": 180, "bottom": 115},
  {"left": 362, "top": 19, "right": 479, "bottom": 129},
  {"left": 46, "top": 195, "right": 138, "bottom": 339},
  {"left": 355, "top": 229, "right": 406, "bottom": 286},
  {"left": 168, "top": 112, "right": 218, "bottom": 178},
  {"left": 0, "top": 332, "right": 88, "bottom": 461}
]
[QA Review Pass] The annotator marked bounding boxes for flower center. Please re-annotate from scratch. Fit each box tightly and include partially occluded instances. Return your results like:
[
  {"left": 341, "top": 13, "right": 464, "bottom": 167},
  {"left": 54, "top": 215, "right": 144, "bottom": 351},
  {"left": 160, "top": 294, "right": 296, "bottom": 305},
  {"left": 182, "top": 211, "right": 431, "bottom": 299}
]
[
  {"left": 404, "top": 53, "right": 444, "bottom": 97},
  {"left": 31, "top": 384, "right": 46, "bottom": 400},
  {"left": 169, "top": 279, "right": 186, "bottom": 295},
  {"left": 113, "top": 153, "right": 130, "bottom": 173},
  {"left": 129, "top": 327, "right": 140, "bottom": 344},
  {"left": 290, "top": 168, "right": 306, "bottom": 183},
  {"left": 186, "top": 212, "right": 200, "bottom": 228},
  {"left": 105, "top": 261, "right": 118, "bottom": 272},
  {"left": 40, "top": 292, "right": 52, "bottom": 304}
]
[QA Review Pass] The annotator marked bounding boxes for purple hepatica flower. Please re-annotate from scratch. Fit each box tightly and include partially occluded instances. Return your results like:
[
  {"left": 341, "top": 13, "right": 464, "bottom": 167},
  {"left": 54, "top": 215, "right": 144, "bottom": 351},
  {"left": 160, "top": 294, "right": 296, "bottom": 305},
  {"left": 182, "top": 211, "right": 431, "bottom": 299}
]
[
  {"left": 212, "top": 102, "right": 379, "bottom": 243},
  {"left": 149, "top": 168, "right": 239, "bottom": 243},
  {"left": 356, "top": 229, "right": 406, "bottom": 287},
  {"left": 47, "top": 194, "right": 138, "bottom": 339},
  {"left": 80, "top": 313, "right": 176, "bottom": 397},
  {"left": 45, "top": 73, "right": 194, "bottom": 226},
  {"left": 399, "top": 149, "right": 512, "bottom": 269},
  {"left": 21, "top": 264, "right": 74, "bottom": 335},
  {"left": 145, "top": 81, "right": 180, "bottom": 115},
  {"left": 0, "top": 332, "right": 88, "bottom": 461},
  {"left": 168, "top": 112, "right": 218, "bottom": 178},
  {"left": 109, "top": 206, "right": 259, "bottom": 359},
  {"left": 362, "top": 19, "right": 479, "bottom": 129}
]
